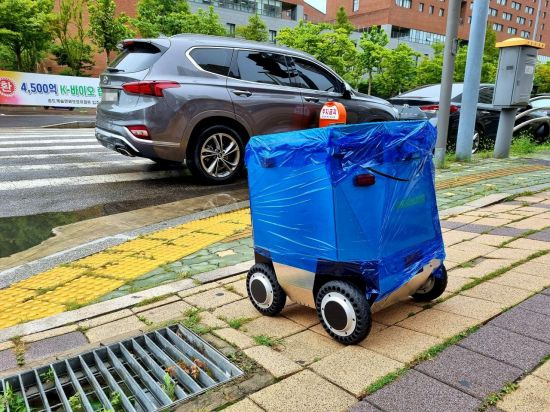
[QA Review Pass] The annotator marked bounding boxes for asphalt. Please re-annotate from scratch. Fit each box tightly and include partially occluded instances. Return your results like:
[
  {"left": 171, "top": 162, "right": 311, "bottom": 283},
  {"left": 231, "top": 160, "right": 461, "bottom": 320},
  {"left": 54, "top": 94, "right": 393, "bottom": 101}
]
[
  {"left": 0, "top": 109, "right": 95, "bottom": 128},
  {"left": 0, "top": 128, "right": 247, "bottom": 217}
]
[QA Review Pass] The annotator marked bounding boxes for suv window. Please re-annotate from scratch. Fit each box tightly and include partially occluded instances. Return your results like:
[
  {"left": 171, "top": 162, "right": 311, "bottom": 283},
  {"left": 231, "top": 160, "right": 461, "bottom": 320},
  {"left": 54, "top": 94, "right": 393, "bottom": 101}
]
[
  {"left": 109, "top": 43, "right": 162, "bottom": 73},
  {"left": 189, "top": 47, "right": 232, "bottom": 76},
  {"left": 230, "top": 51, "right": 291, "bottom": 86},
  {"left": 478, "top": 86, "right": 494, "bottom": 104},
  {"left": 291, "top": 58, "right": 342, "bottom": 92}
]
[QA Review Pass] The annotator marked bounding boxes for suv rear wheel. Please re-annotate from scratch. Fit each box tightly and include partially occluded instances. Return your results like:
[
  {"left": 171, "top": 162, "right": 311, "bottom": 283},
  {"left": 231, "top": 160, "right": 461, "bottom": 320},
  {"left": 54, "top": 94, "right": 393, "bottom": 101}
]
[{"left": 188, "top": 125, "right": 244, "bottom": 184}]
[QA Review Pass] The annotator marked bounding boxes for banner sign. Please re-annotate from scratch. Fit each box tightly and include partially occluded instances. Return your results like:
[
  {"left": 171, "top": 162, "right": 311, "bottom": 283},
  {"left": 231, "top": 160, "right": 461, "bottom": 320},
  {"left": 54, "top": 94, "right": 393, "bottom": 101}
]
[{"left": 0, "top": 70, "right": 101, "bottom": 108}]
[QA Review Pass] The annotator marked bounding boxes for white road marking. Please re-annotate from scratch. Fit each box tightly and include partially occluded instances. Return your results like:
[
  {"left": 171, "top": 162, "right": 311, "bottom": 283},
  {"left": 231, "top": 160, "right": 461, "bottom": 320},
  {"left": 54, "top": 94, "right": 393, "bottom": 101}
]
[
  {"left": 0, "top": 134, "right": 95, "bottom": 139},
  {"left": 0, "top": 159, "right": 151, "bottom": 171},
  {"left": 0, "top": 152, "right": 111, "bottom": 160},
  {"left": 0, "top": 139, "right": 96, "bottom": 145},
  {"left": 0, "top": 145, "right": 101, "bottom": 152},
  {"left": 0, "top": 170, "right": 185, "bottom": 191}
]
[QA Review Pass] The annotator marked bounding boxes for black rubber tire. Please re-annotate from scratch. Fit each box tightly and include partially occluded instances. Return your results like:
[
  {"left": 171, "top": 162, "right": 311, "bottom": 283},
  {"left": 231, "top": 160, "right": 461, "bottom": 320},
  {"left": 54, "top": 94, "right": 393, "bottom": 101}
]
[
  {"left": 411, "top": 265, "right": 448, "bottom": 302},
  {"left": 315, "top": 280, "right": 372, "bottom": 345},
  {"left": 187, "top": 125, "right": 244, "bottom": 185},
  {"left": 246, "top": 263, "right": 286, "bottom": 316}
]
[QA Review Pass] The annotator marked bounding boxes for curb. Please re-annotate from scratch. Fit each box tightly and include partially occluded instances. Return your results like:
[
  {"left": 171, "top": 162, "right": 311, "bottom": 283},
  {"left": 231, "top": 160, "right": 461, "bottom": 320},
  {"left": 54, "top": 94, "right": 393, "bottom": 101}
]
[{"left": 41, "top": 121, "right": 95, "bottom": 128}]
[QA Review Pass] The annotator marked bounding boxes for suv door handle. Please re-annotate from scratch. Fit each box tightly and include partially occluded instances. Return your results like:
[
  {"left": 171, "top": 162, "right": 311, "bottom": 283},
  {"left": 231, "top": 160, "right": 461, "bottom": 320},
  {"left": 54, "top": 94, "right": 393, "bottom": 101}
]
[
  {"left": 232, "top": 89, "right": 252, "bottom": 97},
  {"left": 304, "top": 96, "right": 319, "bottom": 103}
]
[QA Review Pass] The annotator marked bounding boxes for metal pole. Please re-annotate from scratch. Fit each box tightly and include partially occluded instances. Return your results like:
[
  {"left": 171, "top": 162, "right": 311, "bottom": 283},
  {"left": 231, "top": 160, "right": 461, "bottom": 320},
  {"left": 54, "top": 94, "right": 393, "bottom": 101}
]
[
  {"left": 493, "top": 108, "right": 518, "bottom": 158},
  {"left": 455, "top": 0, "right": 490, "bottom": 161},
  {"left": 534, "top": 0, "right": 542, "bottom": 40},
  {"left": 434, "top": 0, "right": 462, "bottom": 168}
]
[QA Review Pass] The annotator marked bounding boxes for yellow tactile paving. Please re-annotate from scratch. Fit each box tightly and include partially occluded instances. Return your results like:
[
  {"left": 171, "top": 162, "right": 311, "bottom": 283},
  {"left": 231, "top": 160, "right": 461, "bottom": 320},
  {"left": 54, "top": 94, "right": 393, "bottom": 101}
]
[
  {"left": 38, "top": 276, "right": 124, "bottom": 305},
  {"left": 0, "top": 208, "right": 252, "bottom": 328},
  {"left": 13, "top": 266, "right": 89, "bottom": 290},
  {"left": 436, "top": 165, "right": 546, "bottom": 190}
]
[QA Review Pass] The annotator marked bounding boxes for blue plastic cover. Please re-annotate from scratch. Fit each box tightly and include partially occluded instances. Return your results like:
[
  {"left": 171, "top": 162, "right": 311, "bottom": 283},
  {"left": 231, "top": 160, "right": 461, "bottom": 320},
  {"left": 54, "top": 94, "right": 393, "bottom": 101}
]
[{"left": 245, "top": 120, "right": 445, "bottom": 302}]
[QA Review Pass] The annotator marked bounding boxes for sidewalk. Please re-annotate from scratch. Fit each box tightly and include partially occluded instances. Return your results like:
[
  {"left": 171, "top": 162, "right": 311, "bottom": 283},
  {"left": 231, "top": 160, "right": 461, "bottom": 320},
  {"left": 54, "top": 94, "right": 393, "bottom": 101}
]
[{"left": 0, "top": 155, "right": 549, "bottom": 411}]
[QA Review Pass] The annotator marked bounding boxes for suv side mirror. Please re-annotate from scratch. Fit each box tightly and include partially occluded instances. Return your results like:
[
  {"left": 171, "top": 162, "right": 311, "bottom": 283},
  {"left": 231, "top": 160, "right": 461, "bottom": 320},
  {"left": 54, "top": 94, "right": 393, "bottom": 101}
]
[{"left": 342, "top": 84, "right": 352, "bottom": 99}]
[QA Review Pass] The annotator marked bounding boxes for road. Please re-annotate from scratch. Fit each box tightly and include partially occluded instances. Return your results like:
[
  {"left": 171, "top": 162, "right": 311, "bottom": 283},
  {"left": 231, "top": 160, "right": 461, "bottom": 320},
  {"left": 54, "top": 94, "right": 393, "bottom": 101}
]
[
  {"left": 0, "top": 110, "right": 96, "bottom": 128},
  {"left": 0, "top": 127, "right": 246, "bottom": 218}
]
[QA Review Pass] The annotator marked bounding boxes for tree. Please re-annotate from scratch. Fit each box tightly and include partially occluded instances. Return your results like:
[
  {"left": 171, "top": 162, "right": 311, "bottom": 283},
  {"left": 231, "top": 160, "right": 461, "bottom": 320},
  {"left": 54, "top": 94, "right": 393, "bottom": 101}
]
[
  {"left": 358, "top": 26, "right": 389, "bottom": 94},
  {"left": 134, "top": 0, "right": 225, "bottom": 37},
  {"left": 51, "top": 0, "right": 93, "bottom": 75},
  {"left": 0, "top": 0, "right": 54, "bottom": 72},
  {"left": 454, "top": 27, "right": 498, "bottom": 82},
  {"left": 334, "top": 6, "right": 354, "bottom": 34},
  {"left": 88, "top": 0, "right": 134, "bottom": 65},
  {"left": 236, "top": 14, "right": 268, "bottom": 42},
  {"left": 534, "top": 62, "right": 550, "bottom": 93},
  {"left": 415, "top": 42, "right": 444, "bottom": 86},
  {"left": 372, "top": 43, "right": 420, "bottom": 97}
]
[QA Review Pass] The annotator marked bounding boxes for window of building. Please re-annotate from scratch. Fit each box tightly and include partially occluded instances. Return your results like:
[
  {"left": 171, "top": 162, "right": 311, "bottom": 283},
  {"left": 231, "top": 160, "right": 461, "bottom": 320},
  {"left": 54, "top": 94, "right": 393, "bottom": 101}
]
[
  {"left": 439, "top": 8, "right": 444, "bottom": 16},
  {"left": 528, "top": 19, "right": 533, "bottom": 26},
  {"left": 470, "top": 2, "right": 473, "bottom": 9},
  {"left": 496, "top": 0, "right": 506, "bottom": 4},
  {"left": 517, "top": 16, "right": 526, "bottom": 24},
  {"left": 521, "top": 30, "right": 530, "bottom": 38},
  {"left": 395, "top": 0, "right": 412, "bottom": 8},
  {"left": 419, "top": 2, "right": 424, "bottom": 11},
  {"left": 508, "top": 26, "right": 517, "bottom": 34},
  {"left": 231, "top": 51, "right": 291, "bottom": 86},
  {"left": 269, "top": 30, "right": 277, "bottom": 43},
  {"left": 540, "top": 34, "right": 543, "bottom": 41},
  {"left": 189, "top": 48, "right": 233, "bottom": 76},
  {"left": 546, "top": 1, "right": 549, "bottom": 7},
  {"left": 542, "top": 23, "right": 546, "bottom": 30},
  {"left": 525, "top": 5, "right": 534, "bottom": 14},
  {"left": 489, "top": 8, "right": 498, "bottom": 16},
  {"left": 353, "top": 0, "right": 360, "bottom": 11},
  {"left": 544, "top": 12, "right": 547, "bottom": 19},
  {"left": 493, "top": 22, "right": 503, "bottom": 31},
  {"left": 227, "top": 23, "right": 235, "bottom": 37},
  {"left": 511, "top": 1, "right": 521, "bottom": 10},
  {"left": 304, "top": 13, "right": 308, "bottom": 21},
  {"left": 291, "top": 58, "right": 341, "bottom": 92},
  {"left": 429, "top": 5, "right": 434, "bottom": 14},
  {"left": 468, "top": 15, "right": 472, "bottom": 23},
  {"left": 502, "top": 12, "right": 512, "bottom": 20},
  {"left": 390, "top": 26, "right": 445, "bottom": 44}
]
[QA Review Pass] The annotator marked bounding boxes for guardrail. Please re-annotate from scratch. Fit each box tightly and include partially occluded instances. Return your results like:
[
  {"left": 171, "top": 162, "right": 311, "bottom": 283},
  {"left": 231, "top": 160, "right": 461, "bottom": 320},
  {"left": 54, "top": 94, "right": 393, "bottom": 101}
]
[{"left": 514, "top": 106, "right": 550, "bottom": 133}]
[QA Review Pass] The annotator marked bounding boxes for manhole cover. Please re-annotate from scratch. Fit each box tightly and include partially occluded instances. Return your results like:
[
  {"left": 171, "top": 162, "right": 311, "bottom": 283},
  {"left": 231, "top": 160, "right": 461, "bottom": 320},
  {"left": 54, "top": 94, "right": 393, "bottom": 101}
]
[{"left": 0, "top": 325, "right": 243, "bottom": 411}]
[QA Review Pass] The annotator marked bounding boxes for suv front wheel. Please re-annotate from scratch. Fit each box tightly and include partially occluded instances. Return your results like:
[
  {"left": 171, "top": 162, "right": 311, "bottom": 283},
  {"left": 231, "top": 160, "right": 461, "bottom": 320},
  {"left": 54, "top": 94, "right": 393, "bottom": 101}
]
[{"left": 188, "top": 125, "right": 244, "bottom": 184}]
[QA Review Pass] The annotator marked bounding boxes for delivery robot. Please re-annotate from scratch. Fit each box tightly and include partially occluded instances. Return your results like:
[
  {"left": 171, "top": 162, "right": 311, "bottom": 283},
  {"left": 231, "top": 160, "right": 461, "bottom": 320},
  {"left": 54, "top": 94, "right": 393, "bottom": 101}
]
[{"left": 244, "top": 120, "right": 447, "bottom": 345}]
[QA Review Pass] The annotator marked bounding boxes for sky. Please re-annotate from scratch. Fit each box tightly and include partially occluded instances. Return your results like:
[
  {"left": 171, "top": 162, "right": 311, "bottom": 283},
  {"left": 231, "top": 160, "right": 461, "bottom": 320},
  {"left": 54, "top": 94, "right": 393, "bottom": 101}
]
[{"left": 304, "top": 0, "right": 327, "bottom": 13}]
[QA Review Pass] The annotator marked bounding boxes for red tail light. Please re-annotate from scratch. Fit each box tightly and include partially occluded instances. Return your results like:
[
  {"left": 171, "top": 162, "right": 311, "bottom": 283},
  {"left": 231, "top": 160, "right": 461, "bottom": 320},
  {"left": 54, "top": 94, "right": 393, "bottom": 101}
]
[
  {"left": 127, "top": 125, "right": 150, "bottom": 139},
  {"left": 122, "top": 81, "right": 180, "bottom": 97},
  {"left": 419, "top": 104, "right": 460, "bottom": 114},
  {"left": 354, "top": 174, "right": 376, "bottom": 186}
]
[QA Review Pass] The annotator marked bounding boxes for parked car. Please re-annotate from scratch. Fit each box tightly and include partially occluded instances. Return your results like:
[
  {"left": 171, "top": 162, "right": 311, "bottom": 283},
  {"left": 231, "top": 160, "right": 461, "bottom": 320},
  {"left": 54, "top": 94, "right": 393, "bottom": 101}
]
[
  {"left": 95, "top": 35, "right": 398, "bottom": 184},
  {"left": 389, "top": 83, "right": 550, "bottom": 152}
]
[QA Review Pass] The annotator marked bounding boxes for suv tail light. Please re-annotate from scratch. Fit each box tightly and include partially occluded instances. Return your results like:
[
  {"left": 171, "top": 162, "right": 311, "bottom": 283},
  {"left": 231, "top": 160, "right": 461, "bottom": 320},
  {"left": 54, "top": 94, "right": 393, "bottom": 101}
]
[
  {"left": 419, "top": 104, "right": 459, "bottom": 114},
  {"left": 122, "top": 81, "right": 180, "bottom": 97},
  {"left": 127, "top": 125, "right": 151, "bottom": 139}
]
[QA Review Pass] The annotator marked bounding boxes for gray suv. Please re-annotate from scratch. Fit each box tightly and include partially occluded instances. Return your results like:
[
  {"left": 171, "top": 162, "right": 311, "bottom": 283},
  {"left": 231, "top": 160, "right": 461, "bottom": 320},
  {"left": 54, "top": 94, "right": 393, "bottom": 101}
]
[{"left": 96, "top": 35, "right": 398, "bottom": 184}]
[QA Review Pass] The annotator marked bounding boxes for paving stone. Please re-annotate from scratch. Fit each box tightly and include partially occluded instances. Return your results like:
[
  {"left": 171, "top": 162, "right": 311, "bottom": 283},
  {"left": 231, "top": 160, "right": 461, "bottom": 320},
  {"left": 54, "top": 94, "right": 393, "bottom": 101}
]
[
  {"left": 244, "top": 345, "right": 302, "bottom": 378},
  {"left": 224, "top": 398, "right": 264, "bottom": 412},
  {"left": 79, "top": 309, "right": 135, "bottom": 329},
  {"left": 490, "top": 271, "right": 549, "bottom": 292},
  {"left": 243, "top": 315, "right": 305, "bottom": 339},
  {"left": 445, "top": 247, "right": 486, "bottom": 263},
  {"left": 278, "top": 330, "right": 343, "bottom": 366},
  {"left": 213, "top": 328, "right": 255, "bottom": 349},
  {"left": 489, "top": 227, "right": 529, "bottom": 237},
  {"left": 0, "top": 341, "right": 13, "bottom": 351},
  {"left": 508, "top": 217, "right": 549, "bottom": 231},
  {"left": 506, "top": 238, "right": 550, "bottom": 251},
  {"left": 137, "top": 301, "right": 192, "bottom": 324},
  {"left": 225, "top": 279, "right": 248, "bottom": 297},
  {"left": 310, "top": 346, "right": 403, "bottom": 396},
  {"left": 517, "top": 293, "right": 550, "bottom": 316},
  {"left": 0, "top": 349, "right": 17, "bottom": 372},
  {"left": 85, "top": 316, "right": 145, "bottom": 343},
  {"left": 367, "top": 369, "right": 480, "bottom": 412},
  {"left": 448, "top": 258, "right": 515, "bottom": 280},
  {"left": 396, "top": 309, "right": 478, "bottom": 339},
  {"left": 533, "top": 360, "right": 550, "bottom": 382},
  {"left": 212, "top": 299, "right": 262, "bottom": 321},
  {"left": 250, "top": 370, "right": 356, "bottom": 412},
  {"left": 372, "top": 303, "right": 423, "bottom": 326},
  {"left": 177, "top": 282, "right": 220, "bottom": 298},
  {"left": 218, "top": 274, "right": 246, "bottom": 284},
  {"left": 486, "top": 247, "right": 535, "bottom": 260},
  {"left": 489, "top": 307, "right": 550, "bottom": 344},
  {"left": 461, "top": 282, "right": 532, "bottom": 306},
  {"left": 446, "top": 275, "right": 473, "bottom": 292},
  {"left": 309, "top": 321, "right": 387, "bottom": 339},
  {"left": 527, "top": 229, "right": 550, "bottom": 242},
  {"left": 183, "top": 287, "right": 242, "bottom": 309},
  {"left": 132, "top": 295, "right": 180, "bottom": 313},
  {"left": 511, "top": 261, "right": 550, "bottom": 279},
  {"left": 415, "top": 345, "right": 522, "bottom": 399},
  {"left": 497, "top": 375, "right": 550, "bottom": 411},
  {"left": 455, "top": 223, "right": 497, "bottom": 234},
  {"left": 434, "top": 295, "right": 503, "bottom": 321},
  {"left": 25, "top": 332, "right": 89, "bottom": 362},
  {"left": 440, "top": 220, "right": 465, "bottom": 230},
  {"left": 543, "top": 287, "right": 550, "bottom": 296},
  {"left": 474, "top": 217, "right": 513, "bottom": 226},
  {"left": 197, "top": 311, "right": 227, "bottom": 328},
  {"left": 442, "top": 230, "right": 478, "bottom": 246},
  {"left": 447, "top": 215, "right": 480, "bottom": 224},
  {"left": 458, "top": 325, "right": 550, "bottom": 372},
  {"left": 473, "top": 234, "right": 513, "bottom": 247},
  {"left": 281, "top": 304, "right": 319, "bottom": 327},
  {"left": 360, "top": 326, "right": 441, "bottom": 363},
  {"left": 22, "top": 325, "right": 79, "bottom": 343}
]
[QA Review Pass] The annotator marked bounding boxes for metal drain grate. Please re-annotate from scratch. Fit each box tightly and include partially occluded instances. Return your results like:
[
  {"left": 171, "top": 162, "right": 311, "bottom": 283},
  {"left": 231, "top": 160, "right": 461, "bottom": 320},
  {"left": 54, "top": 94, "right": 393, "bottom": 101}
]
[{"left": 0, "top": 325, "right": 243, "bottom": 411}]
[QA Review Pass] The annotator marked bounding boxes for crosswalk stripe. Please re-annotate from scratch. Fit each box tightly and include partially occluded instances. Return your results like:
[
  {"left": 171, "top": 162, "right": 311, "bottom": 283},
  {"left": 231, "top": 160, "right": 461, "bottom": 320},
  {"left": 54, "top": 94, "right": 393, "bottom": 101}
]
[
  {"left": 0, "top": 160, "right": 152, "bottom": 171},
  {"left": 0, "top": 139, "right": 97, "bottom": 145},
  {"left": 0, "top": 170, "right": 185, "bottom": 191},
  {"left": 0, "top": 145, "right": 101, "bottom": 152},
  {"left": 0, "top": 152, "right": 110, "bottom": 160},
  {"left": 0, "top": 134, "right": 94, "bottom": 140}
]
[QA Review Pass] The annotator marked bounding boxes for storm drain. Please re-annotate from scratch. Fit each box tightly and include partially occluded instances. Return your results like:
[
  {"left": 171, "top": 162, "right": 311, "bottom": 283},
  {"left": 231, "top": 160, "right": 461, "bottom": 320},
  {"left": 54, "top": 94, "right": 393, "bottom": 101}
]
[{"left": 0, "top": 325, "right": 243, "bottom": 411}]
